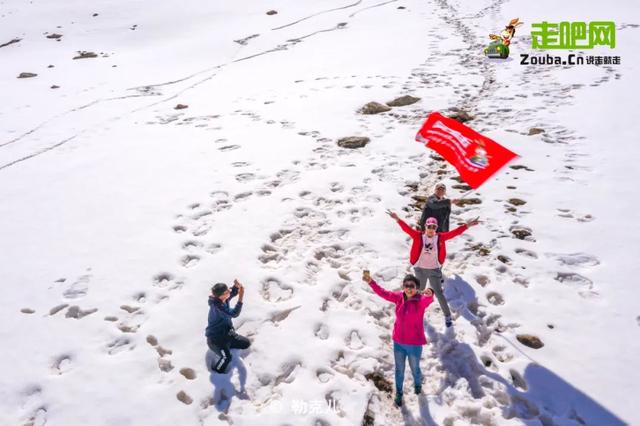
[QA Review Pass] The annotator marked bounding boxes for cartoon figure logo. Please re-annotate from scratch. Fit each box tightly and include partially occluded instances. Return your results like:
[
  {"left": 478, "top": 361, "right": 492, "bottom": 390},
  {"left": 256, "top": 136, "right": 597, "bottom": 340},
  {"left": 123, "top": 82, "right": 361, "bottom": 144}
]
[
  {"left": 468, "top": 141, "right": 490, "bottom": 169},
  {"left": 484, "top": 18, "right": 524, "bottom": 59}
]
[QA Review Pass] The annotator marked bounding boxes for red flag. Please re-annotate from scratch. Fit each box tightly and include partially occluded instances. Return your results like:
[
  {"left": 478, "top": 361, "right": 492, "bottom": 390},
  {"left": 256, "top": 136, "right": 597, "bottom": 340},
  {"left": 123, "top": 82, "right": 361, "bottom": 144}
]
[{"left": 415, "top": 112, "right": 518, "bottom": 189}]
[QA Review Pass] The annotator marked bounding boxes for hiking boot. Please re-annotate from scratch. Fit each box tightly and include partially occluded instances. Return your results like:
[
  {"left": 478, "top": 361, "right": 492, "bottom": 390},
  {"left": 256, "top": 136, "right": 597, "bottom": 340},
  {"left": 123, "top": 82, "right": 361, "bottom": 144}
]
[
  {"left": 394, "top": 393, "right": 403, "bottom": 407},
  {"left": 445, "top": 316, "right": 453, "bottom": 327},
  {"left": 414, "top": 384, "right": 422, "bottom": 395}
]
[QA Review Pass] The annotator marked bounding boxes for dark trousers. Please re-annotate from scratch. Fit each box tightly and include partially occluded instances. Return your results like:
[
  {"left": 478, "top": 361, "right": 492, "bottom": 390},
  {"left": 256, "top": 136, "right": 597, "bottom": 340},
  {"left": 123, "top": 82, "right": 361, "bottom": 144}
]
[{"left": 207, "top": 333, "right": 251, "bottom": 373}]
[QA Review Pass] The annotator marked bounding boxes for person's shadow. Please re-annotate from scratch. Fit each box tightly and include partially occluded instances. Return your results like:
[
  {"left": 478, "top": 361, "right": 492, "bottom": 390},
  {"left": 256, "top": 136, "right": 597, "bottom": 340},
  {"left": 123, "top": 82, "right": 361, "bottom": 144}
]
[
  {"left": 422, "top": 274, "right": 626, "bottom": 425},
  {"left": 204, "top": 348, "right": 249, "bottom": 412}
]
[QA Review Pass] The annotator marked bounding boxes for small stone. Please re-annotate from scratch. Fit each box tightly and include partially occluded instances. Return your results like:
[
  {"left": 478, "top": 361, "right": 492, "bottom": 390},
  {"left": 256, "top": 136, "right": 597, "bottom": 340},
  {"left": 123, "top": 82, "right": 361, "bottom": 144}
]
[
  {"left": 452, "top": 184, "right": 472, "bottom": 191},
  {"left": 146, "top": 335, "right": 158, "bottom": 346},
  {"left": 511, "top": 228, "right": 532, "bottom": 240},
  {"left": 508, "top": 198, "right": 526, "bottom": 206},
  {"left": 176, "top": 390, "right": 193, "bottom": 405},
  {"left": 156, "top": 345, "right": 173, "bottom": 357},
  {"left": 497, "top": 255, "right": 511, "bottom": 264},
  {"left": 386, "top": 95, "right": 420, "bottom": 107},
  {"left": 359, "top": 101, "right": 391, "bottom": 115},
  {"left": 158, "top": 358, "right": 174, "bottom": 372},
  {"left": 510, "top": 164, "right": 534, "bottom": 172},
  {"left": 93, "top": 13, "right": 99, "bottom": 17},
  {"left": 46, "top": 33, "right": 63, "bottom": 39},
  {"left": 21, "top": 308, "right": 35, "bottom": 314},
  {"left": 120, "top": 305, "right": 140, "bottom": 313},
  {"left": 47, "top": 64, "right": 55, "bottom": 68},
  {"left": 179, "top": 368, "right": 196, "bottom": 380},
  {"left": 73, "top": 51, "right": 98, "bottom": 59},
  {"left": 365, "top": 371, "right": 393, "bottom": 394},
  {"left": 51, "top": 85, "right": 60, "bottom": 89},
  {"left": 337, "top": 136, "right": 370, "bottom": 149},
  {"left": 447, "top": 109, "right": 474, "bottom": 123},
  {"left": 456, "top": 198, "right": 482, "bottom": 207},
  {"left": 17, "top": 72, "right": 37, "bottom": 78},
  {"left": 528, "top": 127, "right": 545, "bottom": 136},
  {"left": 516, "top": 334, "right": 544, "bottom": 349},
  {"left": 104, "top": 316, "right": 118, "bottom": 322},
  {"left": 174, "top": 104, "right": 188, "bottom": 110},
  {"left": 266, "top": 10, "right": 278, "bottom": 15}
]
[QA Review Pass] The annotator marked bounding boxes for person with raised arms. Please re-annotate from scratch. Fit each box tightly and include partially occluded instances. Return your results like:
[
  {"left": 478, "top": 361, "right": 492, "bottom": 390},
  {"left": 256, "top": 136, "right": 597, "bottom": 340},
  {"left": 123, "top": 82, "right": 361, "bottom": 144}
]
[
  {"left": 387, "top": 210, "right": 479, "bottom": 327},
  {"left": 363, "top": 270, "right": 434, "bottom": 407}
]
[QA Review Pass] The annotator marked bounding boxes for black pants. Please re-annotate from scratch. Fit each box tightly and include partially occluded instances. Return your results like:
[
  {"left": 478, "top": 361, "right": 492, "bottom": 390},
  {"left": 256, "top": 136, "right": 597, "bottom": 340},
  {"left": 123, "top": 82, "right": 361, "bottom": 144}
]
[{"left": 207, "top": 333, "right": 250, "bottom": 373}]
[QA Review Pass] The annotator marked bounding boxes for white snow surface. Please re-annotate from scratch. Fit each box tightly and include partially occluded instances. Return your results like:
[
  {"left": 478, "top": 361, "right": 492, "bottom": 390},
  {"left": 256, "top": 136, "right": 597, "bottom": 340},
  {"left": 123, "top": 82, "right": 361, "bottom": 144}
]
[{"left": 1, "top": 0, "right": 639, "bottom": 425}]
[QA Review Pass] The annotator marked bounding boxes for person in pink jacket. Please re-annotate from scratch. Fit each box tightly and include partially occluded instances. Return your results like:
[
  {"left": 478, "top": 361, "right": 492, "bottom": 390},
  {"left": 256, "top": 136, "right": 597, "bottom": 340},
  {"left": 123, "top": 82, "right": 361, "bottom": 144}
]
[{"left": 363, "top": 269, "right": 434, "bottom": 407}]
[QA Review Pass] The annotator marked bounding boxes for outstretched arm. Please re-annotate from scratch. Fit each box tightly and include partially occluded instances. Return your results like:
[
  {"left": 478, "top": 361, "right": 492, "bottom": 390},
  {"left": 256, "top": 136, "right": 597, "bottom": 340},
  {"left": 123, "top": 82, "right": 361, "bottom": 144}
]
[
  {"left": 363, "top": 270, "right": 401, "bottom": 304},
  {"left": 386, "top": 210, "right": 421, "bottom": 238},
  {"left": 439, "top": 217, "right": 479, "bottom": 241},
  {"left": 421, "top": 288, "right": 435, "bottom": 308}
]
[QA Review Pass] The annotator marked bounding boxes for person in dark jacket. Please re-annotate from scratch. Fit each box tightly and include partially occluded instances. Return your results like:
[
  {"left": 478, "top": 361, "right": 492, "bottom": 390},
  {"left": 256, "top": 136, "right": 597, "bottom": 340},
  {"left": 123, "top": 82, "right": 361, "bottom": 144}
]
[
  {"left": 418, "top": 183, "right": 461, "bottom": 232},
  {"left": 206, "top": 279, "right": 250, "bottom": 373}
]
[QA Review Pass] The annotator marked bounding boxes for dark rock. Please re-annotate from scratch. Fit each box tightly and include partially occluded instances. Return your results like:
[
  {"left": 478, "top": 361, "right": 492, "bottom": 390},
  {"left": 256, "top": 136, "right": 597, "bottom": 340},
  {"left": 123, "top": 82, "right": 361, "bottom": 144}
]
[
  {"left": 0, "top": 38, "right": 21, "bottom": 48},
  {"left": 337, "top": 136, "right": 370, "bottom": 149},
  {"left": 47, "top": 64, "right": 55, "bottom": 68},
  {"left": 386, "top": 95, "right": 420, "bottom": 107},
  {"left": 93, "top": 13, "right": 99, "bottom": 17},
  {"left": 21, "top": 308, "right": 35, "bottom": 314},
  {"left": 176, "top": 390, "right": 192, "bottom": 404},
  {"left": 510, "top": 164, "right": 534, "bottom": 172},
  {"left": 456, "top": 198, "right": 481, "bottom": 207},
  {"left": 17, "top": 72, "right": 37, "bottom": 78},
  {"left": 448, "top": 108, "right": 474, "bottom": 123},
  {"left": 507, "top": 186, "right": 516, "bottom": 189},
  {"left": 470, "top": 243, "right": 491, "bottom": 256},
  {"left": 452, "top": 184, "right": 473, "bottom": 191},
  {"left": 51, "top": 85, "right": 60, "bottom": 89},
  {"left": 508, "top": 198, "right": 526, "bottom": 206},
  {"left": 528, "top": 127, "right": 545, "bottom": 136},
  {"left": 46, "top": 33, "right": 63, "bottom": 39},
  {"left": 511, "top": 228, "right": 532, "bottom": 240},
  {"left": 359, "top": 101, "right": 391, "bottom": 115},
  {"left": 365, "top": 371, "right": 393, "bottom": 393},
  {"left": 266, "top": 10, "right": 278, "bottom": 15},
  {"left": 179, "top": 368, "right": 196, "bottom": 380},
  {"left": 430, "top": 154, "right": 445, "bottom": 162},
  {"left": 174, "top": 104, "right": 189, "bottom": 110},
  {"left": 497, "top": 255, "right": 511, "bottom": 264},
  {"left": 516, "top": 334, "right": 544, "bottom": 349},
  {"left": 397, "top": 6, "right": 406, "bottom": 9},
  {"left": 547, "top": 324, "right": 555, "bottom": 329},
  {"left": 73, "top": 51, "right": 98, "bottom": 59}
]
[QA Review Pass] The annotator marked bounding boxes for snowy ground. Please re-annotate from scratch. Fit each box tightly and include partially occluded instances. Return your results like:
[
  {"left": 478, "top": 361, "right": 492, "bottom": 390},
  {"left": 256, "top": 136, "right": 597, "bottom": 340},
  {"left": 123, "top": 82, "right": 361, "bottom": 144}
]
[{"left": 1, "top": 0, "right": 639, "bottom": 425}]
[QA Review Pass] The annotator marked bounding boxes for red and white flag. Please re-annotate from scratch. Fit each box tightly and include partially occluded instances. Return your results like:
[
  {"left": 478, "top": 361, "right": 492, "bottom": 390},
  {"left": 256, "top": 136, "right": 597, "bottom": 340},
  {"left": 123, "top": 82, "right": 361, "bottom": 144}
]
[{"left": 416, "top": 112, "right": 518, "bottom": 189}]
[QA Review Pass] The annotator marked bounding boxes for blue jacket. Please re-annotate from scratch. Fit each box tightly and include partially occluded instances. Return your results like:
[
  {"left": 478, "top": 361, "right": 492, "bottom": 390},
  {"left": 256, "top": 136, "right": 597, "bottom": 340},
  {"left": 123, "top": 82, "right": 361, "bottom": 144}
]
[{"left": 205, "top": 286, "right": 243, "bottom": 341}]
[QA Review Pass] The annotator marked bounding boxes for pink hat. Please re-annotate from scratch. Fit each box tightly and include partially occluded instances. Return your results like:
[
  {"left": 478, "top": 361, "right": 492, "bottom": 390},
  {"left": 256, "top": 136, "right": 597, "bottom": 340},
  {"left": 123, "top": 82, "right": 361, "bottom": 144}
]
[{"left": 425, "top": 217, "right": 438, "bottom": 226}]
